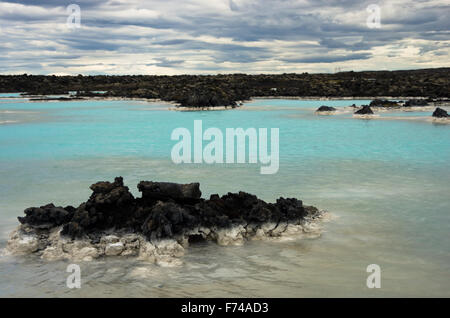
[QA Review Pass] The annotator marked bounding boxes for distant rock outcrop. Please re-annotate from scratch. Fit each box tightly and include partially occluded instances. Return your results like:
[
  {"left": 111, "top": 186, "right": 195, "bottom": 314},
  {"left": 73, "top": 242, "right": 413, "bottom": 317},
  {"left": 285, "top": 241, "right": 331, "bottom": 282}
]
[
  {"left": 354, "top": 105, "right": 374, "bottom": 115},
  {"left": 369, "top": 99, "right": 399, "bottom": 107},
  {"left": 404, "top": 99, "right": 429, "bottom": 107},
  {"left": 316, "top": 105, "right": 336, "bottom": 112},
  {"left": 432, "top": 107, "right": 448, "bottom": 118}
]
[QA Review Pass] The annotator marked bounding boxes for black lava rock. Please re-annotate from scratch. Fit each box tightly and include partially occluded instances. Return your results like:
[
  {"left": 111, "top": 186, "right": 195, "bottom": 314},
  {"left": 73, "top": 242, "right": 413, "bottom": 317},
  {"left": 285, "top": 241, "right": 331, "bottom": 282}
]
[
  {"left": 404, "top": 99, "right": 429, "bottom": 107},
  {"left": 18, "top": 203, "right": 73, "bottom": 229},
  {"left": 369, "top": 99, "right": 399, "bottom": 107},
  {"left": 138, "top": 181, "right": 201, "bottom": 204},
  {"left": 354, "top": 105, "right": 374, "bottom": 115},
  {"left": 17, "top": 177, "right": 320, "bottom": 240},
  {"left": 316, "top": 105, "right": 336, "bottom": 112}
]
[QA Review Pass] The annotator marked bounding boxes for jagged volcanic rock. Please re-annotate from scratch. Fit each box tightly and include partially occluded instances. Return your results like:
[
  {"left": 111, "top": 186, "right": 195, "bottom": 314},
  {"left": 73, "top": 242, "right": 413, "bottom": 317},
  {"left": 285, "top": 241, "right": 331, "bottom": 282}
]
[
  {"left": 138, "top": 181, "right": 202, "bottom": 204},
  {"left": 432, "top": 107, "right": 448, "bottom": 118},
  {"left": 61, "top": 177, "right": 136, "bottom": 238},
  {"left": 18, "top": 204, "right": 75, "bottom": 229},
  {"left": 59, "top": 178, "right": 318, "bottom": 240},
  {"left": 6, "top": 178, "right": 325, "bottom": 263}
]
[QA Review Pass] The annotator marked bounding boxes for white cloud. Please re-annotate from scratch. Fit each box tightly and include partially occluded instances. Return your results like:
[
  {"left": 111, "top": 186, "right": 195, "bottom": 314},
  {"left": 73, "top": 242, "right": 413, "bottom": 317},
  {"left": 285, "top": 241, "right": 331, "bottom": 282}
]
[{"left": 0, "top": 0, "right": 448, "bottom": 74}]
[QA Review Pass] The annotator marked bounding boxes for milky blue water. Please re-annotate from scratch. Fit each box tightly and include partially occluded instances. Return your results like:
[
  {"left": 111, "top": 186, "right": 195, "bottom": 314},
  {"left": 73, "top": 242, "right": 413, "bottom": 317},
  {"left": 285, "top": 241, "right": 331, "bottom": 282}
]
[{"left": 0, "top": 97, "right": 449, "bottom": 297}]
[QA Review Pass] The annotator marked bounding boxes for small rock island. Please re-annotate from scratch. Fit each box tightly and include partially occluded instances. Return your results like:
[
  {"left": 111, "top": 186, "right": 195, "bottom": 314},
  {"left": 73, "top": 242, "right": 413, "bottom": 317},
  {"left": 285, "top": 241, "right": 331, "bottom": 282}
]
[
  {"left": 432, "top": 107, "right": 448, "bottom": 118},
  {"left": 316, "top": 105, "right": 337, "bottom": 113},
  {"left": 354, "top": 105, "right": 374, "bottom": 115}
]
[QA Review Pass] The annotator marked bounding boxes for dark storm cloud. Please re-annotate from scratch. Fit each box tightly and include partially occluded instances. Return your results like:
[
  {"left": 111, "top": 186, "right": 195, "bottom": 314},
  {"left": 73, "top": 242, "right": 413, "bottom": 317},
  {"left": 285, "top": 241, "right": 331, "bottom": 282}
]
[{"left": 2, "top": 0, "right": 106, "bottom": 8}]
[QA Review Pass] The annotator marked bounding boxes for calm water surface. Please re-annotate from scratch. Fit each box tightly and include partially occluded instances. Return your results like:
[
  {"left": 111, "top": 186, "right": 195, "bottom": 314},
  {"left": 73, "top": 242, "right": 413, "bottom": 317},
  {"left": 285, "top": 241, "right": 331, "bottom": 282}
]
[{"left": 0, "top": 97, "right": 449, "bottom": 297}]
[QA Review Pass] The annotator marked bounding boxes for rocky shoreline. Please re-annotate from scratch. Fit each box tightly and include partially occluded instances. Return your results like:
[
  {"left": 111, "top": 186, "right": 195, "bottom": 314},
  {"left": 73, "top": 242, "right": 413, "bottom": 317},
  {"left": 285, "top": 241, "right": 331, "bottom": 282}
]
[
  {"left": 1, "top": 68, "right": 449, "bottom": 107},
  {"left": 23, "top": 94, "right": 450, "bottom": 111},
  {"left": 4, "top": 178, "right": 325, "bottom": 265}
]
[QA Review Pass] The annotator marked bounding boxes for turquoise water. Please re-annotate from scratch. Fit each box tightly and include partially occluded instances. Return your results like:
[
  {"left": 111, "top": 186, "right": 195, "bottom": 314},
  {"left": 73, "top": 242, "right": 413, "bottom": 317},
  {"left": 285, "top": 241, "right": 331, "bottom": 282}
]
[
  {"left": 0, "top": 93, "right": 22, "bottom": 98},
  {"left": 0, "top": 98, "right": 449, "bottom": 297}
]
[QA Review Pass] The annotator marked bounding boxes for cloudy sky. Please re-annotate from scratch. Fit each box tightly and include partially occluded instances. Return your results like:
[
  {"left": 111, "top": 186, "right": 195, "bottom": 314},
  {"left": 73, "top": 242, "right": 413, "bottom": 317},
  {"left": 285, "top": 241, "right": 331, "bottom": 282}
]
[{"left": 0, "top": 0, "right": 449, "bottom": 75}]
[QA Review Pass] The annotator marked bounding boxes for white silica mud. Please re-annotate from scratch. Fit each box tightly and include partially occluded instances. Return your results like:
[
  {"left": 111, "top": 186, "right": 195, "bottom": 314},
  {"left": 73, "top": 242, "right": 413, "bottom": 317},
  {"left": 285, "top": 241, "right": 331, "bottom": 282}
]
[{"left": 4, "top": 211, "right": 329, "bottom": 267}]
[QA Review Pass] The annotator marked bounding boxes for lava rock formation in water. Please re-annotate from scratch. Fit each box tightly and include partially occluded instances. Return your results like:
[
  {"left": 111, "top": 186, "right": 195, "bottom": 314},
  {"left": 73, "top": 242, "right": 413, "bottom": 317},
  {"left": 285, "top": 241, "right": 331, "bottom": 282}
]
[{"left": 6, "top": 178, "right": 323, "bottom": 263}]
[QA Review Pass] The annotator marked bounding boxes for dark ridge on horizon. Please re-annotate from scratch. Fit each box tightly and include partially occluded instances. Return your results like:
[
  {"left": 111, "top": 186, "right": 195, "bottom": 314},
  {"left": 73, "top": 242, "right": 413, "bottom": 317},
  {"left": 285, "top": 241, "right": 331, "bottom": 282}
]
[
  {"left": 2, "top": 67, "right": 449, "bottom": 77},
  {"left": 1, "top": 68, "right": 449, "bottom": 107}
]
